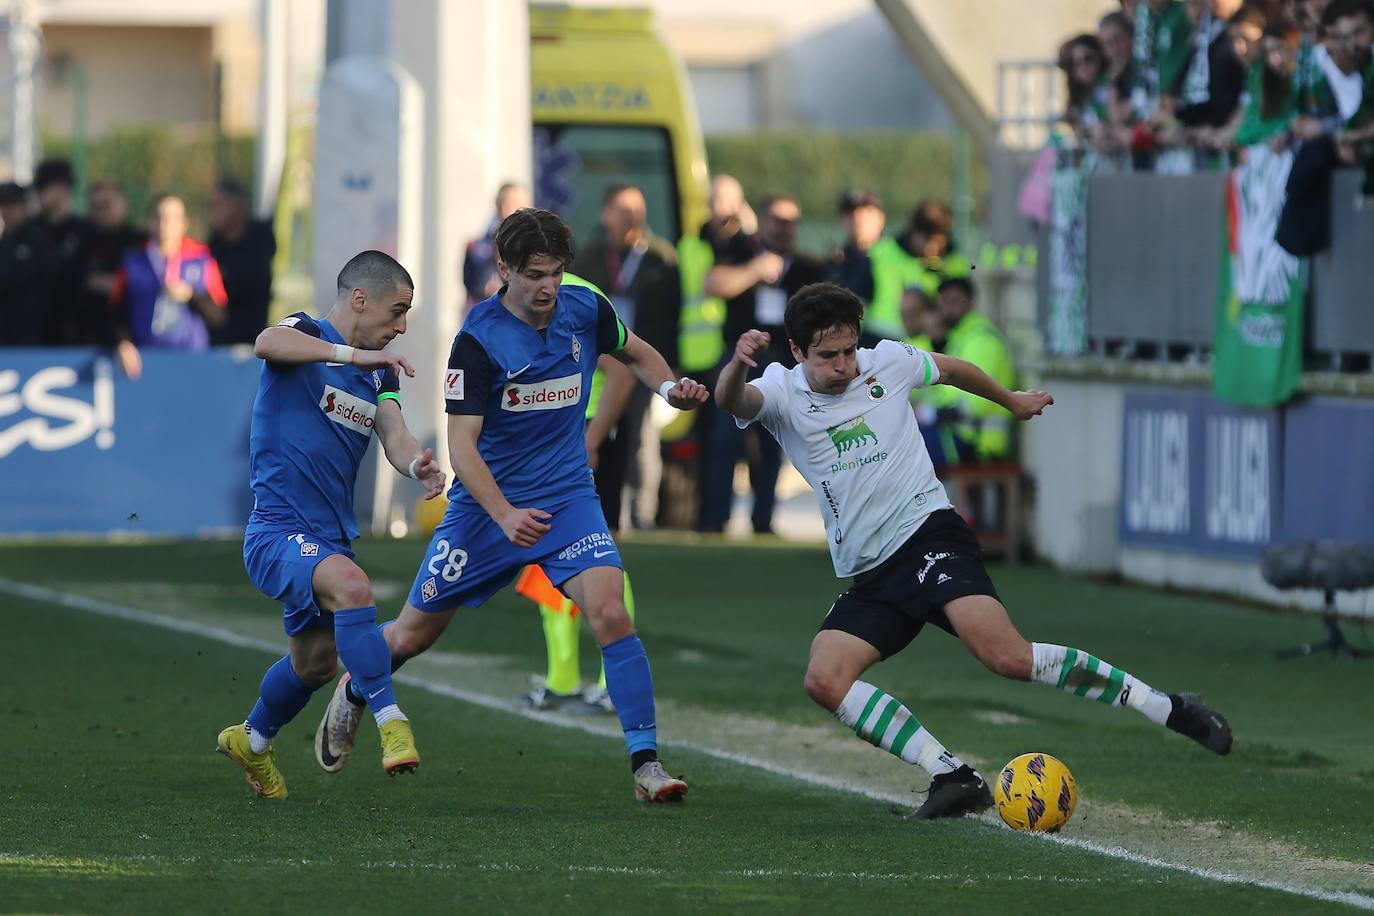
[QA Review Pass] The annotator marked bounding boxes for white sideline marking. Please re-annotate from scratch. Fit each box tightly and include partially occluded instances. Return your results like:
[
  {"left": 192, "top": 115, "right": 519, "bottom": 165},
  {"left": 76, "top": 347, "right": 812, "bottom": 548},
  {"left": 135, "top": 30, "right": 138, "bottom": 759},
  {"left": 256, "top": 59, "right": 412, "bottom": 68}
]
[
  {"left": 3, "top": 576, "right": 1372, "bottom": 912},
  {"left": 0, "top": 850, "right": 1156, "bottom": 885}
]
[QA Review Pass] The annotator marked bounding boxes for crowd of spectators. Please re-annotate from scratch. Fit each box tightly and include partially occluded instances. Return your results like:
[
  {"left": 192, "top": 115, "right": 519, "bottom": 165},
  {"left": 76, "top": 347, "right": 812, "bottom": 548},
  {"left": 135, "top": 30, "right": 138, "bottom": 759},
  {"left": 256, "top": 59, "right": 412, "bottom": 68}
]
[
  {"left": 1056, "top": 0, "right": 1374, "bottom": 178},
  {"left": 0, "top": 159, "right": 276, "bottom": 376},
  {"left": 2, "top": 159, "right": 1011, "bottom": 536}
]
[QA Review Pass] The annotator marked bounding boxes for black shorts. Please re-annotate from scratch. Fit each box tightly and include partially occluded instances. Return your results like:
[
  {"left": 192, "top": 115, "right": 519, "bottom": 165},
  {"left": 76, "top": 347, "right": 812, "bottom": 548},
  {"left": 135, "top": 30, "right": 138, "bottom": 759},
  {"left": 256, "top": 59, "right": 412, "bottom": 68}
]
[{"left": 819, "top": 509, "right": 1000, "bottom": 659}]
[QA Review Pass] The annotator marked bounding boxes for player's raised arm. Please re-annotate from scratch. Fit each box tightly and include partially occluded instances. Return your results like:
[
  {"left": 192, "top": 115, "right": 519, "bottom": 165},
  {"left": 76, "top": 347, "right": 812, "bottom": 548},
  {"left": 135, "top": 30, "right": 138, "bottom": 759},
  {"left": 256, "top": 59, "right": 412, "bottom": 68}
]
[
  {"left": 446, "top": 413, "right": 551, "bottom": 547},
  {"left": 930, "top": 352, "right": 1053, "bottom": 421},
  {"left": 619, "top": 329, "right": 709, "bottom": 410},
  {"left": 714, "top": 329, "right": 769, "bottom": 421},
  {"left": 373, "top": 399, "right": 445, "bottom": 500},
  {"left": 253, "top": 324, "right": 415, "bottom": 376}
]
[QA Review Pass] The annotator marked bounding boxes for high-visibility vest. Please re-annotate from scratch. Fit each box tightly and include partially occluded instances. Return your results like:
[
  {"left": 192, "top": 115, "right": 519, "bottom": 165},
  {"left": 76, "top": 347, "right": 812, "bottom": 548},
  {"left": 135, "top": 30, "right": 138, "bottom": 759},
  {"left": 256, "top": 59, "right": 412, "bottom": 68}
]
[
  {"left": 676, "top": 235, "right": 725, "bottom": 373},
  {"left": 940, "top": 310, "right": 1014, "bottom": 461},
  {"left": 862, "top": 238, "right": 917, "bottom": 341},
  {"left": 864, "top": 241, "right": 975, "bottom": 341}
]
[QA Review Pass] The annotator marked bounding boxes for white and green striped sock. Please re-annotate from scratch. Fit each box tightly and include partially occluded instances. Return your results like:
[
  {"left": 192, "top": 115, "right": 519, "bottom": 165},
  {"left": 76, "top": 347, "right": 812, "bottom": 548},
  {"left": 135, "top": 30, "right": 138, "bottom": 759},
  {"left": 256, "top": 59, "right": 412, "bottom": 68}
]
[
  {"left": 1031, "top": 643, "right": 1172, "bottom": 725},
  {"left": 835, "top": 681, "right": 963, "bottom": 777}
]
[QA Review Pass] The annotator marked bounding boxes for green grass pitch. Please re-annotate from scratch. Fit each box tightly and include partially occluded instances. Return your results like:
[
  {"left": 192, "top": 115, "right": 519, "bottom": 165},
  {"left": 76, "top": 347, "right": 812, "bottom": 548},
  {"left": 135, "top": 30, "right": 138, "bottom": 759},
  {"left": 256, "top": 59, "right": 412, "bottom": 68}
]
[{"left": 2, "top": 538, "right": 1372, "bottom": 913}]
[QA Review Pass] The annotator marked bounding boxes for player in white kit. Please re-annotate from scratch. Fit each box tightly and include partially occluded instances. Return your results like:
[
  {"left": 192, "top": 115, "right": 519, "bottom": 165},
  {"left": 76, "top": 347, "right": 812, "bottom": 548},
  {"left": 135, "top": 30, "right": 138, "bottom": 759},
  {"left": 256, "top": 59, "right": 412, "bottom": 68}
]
[{"left": 715, "top": 282, "right": 1232, "bottom": 819}]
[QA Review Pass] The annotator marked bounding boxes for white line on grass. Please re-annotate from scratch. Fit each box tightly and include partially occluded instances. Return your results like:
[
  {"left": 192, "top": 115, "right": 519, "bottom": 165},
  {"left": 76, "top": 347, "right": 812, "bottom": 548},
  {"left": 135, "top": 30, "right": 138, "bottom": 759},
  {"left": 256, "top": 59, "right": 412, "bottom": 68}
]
[
  {"left": 4, "top": 576, "right": 1371, "bottom": 913},
  {"left": 0, "top": 850, "right": 1163, "bottom": 885}
]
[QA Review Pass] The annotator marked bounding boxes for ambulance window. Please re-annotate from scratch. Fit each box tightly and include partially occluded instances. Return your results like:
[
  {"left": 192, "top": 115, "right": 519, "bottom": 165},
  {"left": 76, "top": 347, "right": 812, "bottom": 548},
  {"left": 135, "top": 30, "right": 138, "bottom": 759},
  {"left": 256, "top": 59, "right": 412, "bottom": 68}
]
[{"left": 533, "top": 125, "right": 681, "bottom": 244}]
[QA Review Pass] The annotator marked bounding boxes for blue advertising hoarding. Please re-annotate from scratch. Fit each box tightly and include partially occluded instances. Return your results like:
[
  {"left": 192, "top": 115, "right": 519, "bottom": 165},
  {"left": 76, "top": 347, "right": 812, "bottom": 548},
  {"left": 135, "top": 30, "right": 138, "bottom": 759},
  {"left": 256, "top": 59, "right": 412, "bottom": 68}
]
[
  {"left": 1, "top": 349, "right": 262, "bottom": 537},
  {"left": 1122, "top": 388, "right": 1374, "bottom": 556},
  {"left": 1121, "top": 388, "right": 1282, "bottom": 557},
  {"left": 1281, "top": 396, "right": 1374, "bottom": 543}
]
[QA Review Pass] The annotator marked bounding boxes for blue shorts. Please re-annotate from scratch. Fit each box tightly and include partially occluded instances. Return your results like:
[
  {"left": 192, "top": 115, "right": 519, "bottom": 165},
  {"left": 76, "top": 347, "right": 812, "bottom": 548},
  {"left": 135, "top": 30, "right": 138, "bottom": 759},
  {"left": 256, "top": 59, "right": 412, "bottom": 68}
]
[
  {"left": 243, "top": 528, "right": 354, "bottom": 636},
  {"left": 407, "top": 495, "right": 621, "bottom": 613}
]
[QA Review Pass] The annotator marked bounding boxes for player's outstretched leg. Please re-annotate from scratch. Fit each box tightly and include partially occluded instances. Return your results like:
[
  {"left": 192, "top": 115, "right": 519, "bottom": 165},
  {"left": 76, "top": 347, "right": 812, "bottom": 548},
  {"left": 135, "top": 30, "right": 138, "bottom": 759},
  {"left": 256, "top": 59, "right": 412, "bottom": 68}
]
[
  {"left": 1029, "top": 644, "right": 1233, "bottom": 755},
  {"left": 322, "top": 603, "right": 458, "bottom": 773},
  {"left": 218, "top": 652, "right": 325, "bottom": 799},
  {"left": 566, "top": 566, "right": 686, "bottom": 803},
  {"left": 334, "top": 607, "right": 418, "bottom": 774},
  {"left": 945, "top": 596, "right": 1232, "bottom": 756},
  {"left": 316, "top": 557, "right": 418, "bottom": 775},
  {"left": 807, "top": 631, "right": 991, "bottom": 820}
]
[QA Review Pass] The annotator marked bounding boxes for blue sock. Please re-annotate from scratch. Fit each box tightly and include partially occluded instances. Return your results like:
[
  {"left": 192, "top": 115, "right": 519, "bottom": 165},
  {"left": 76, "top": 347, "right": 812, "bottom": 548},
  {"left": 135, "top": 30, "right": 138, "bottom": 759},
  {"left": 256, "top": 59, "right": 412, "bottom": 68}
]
[
  {"left": 246, "top": 655, "right": 318, "bottom": 740},
  {"left": 601, "top": 634, "right": 657, "bottom": 756},
  {"left": 346, "top": 621, "right": 395, "bottom": 706},
  {"left": 334, "top": 607, "right": 399, "bottom": 716}
]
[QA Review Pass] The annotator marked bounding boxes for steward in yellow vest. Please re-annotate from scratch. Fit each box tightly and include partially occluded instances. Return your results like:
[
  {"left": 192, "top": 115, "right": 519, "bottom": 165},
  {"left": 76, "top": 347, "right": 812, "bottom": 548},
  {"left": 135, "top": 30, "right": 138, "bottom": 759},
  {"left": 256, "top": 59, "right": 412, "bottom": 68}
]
[{"left": 931, "top": 276, "right": 1014, "bottom": 463}]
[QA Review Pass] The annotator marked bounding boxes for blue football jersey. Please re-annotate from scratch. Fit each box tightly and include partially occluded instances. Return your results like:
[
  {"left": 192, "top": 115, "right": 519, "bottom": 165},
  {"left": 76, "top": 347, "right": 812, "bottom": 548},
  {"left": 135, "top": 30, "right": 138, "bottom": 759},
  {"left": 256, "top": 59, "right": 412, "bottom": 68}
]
[
  {"left": 246, "top": 312, "right": 400, "bottom": 543},
  {"left": 443, "top": 278, "right": 626, "bottom": 513}
]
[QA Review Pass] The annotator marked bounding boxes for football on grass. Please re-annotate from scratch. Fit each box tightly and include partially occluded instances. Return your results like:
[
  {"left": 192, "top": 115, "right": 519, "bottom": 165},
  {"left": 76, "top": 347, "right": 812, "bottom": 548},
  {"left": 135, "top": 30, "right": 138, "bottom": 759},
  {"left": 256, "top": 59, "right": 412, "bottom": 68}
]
[{"left": 993, "top": 752, "right": 1077, "bottom": 832}]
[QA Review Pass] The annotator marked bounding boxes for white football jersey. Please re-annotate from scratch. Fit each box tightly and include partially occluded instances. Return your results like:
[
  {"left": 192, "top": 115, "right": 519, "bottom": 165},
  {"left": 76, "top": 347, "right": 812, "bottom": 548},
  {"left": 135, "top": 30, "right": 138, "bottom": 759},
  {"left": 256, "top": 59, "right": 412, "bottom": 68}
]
[{"left": 742, "top": 339, "right": 951, "bottom": 577}]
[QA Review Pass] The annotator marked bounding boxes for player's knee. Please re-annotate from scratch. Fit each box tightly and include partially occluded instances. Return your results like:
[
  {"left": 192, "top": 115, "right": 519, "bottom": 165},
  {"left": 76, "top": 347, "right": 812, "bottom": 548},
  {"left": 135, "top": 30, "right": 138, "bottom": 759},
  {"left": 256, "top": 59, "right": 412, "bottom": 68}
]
[
  {"left": 587, "top": 601, "right": 633, "bottom": 643},
  {"left": 983, "top": 642, "right": 1032, "bottom": 681},
  {"left": 803, "top": 665, "right": 849, "bottom": 711},
  {"left": 326, "top": 566, "right": 374, "bottom": 611}
]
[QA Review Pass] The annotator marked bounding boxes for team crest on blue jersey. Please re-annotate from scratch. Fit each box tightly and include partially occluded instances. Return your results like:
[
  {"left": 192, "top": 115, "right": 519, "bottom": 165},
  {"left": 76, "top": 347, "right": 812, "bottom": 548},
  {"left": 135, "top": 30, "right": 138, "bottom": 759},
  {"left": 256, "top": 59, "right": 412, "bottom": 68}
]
[{"left": 571, "top": 337, "right": 581, "bottom": 363}]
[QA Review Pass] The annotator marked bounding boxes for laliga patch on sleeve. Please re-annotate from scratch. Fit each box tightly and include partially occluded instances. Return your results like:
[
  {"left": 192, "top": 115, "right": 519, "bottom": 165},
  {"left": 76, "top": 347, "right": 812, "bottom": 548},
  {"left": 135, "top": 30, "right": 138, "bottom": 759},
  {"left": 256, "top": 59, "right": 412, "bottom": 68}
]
[
  {"left": 278, "top": 316, "right": 301, "bottom": 327},
  {"left": 445, "top": 369, "right": 465, "bottom": 401}
]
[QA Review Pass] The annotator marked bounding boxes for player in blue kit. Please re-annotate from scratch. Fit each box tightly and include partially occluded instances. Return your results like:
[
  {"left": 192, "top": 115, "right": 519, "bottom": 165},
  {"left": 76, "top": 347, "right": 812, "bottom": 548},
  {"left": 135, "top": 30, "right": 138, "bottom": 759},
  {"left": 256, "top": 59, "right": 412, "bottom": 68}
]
[
  {"left": 316, "top": 209, "right": 708, "bottom": 802},
  {"left": 216, "top": 250, "right": 446, "bottom": 800}
]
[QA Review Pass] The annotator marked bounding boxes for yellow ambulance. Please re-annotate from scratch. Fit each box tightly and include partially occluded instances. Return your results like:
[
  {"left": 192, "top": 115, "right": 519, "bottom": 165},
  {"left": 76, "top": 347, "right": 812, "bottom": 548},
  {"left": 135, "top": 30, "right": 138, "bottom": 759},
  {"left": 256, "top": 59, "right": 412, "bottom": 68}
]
[{"left": 530, "top": 4, "right": 709, "bottom": 244}]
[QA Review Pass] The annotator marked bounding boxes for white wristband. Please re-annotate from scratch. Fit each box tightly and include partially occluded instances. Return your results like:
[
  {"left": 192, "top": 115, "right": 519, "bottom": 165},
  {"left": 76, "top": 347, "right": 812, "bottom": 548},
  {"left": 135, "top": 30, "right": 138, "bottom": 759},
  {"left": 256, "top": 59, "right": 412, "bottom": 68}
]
[
  {"left": 330, "top": 344, "right": 355, "bottom": 365},
  {"left": 657, "top": 380, "right": 677, "bottom": 402},
  {"left": 406, "top": 456, "right": 421, "bottom": 480}
]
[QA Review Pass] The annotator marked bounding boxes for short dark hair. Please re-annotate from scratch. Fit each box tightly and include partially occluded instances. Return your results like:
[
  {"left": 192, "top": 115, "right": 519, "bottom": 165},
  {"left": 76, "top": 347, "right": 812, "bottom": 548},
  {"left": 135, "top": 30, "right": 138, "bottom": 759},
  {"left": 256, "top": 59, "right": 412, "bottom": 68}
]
[
  {"left": 33, "top": 159, "right": 74, "bottom": 191},
  {"left": 87, "top": 178, "right": 123, "bottom": 197},
  {"left": 785, "top": 282, "right": 864, "bottom": 356},
  {"left": 495, "top": 207, "right": 574, "bottom": 272},
  {"left": 0, "top": 182, "right": 27, "bottom": 205},
  {"left": 758, "top": 193, "right": 800, "bottom": 217},
  {"left": 1099, "top": 11, "right": 1133, "bottom": 35},
  {"left": 837, "top": 189, "right": 881, "bottom": 214},
  {"left": 1323, "top": 0, "right": 1374, "bottom": 27},
  {"left": 214, "top": 177, "right": 251, "bottom": 201},
  {"left": 601, "top": 182, "right": 641, "bottom": 206},
  {"left": 908, "top": 199, "right": 954, "bottom": 238},
  {"left": 937, "top": 276, "right": 976, "bottom": 300},
  {"left": 336, "top": 249, "right": 414, "bottom": 298}
]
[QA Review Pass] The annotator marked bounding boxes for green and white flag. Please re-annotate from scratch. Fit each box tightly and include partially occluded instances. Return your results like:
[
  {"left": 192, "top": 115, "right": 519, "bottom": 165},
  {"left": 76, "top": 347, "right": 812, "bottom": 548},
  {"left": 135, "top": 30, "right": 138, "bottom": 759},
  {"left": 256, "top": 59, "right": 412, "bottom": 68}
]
[
  {"left": 1047, "top": 162, "right": 1089, "bottom": 356},
  {"left": 1214, "top": 146, "right": 1304, "bottom": 407}
]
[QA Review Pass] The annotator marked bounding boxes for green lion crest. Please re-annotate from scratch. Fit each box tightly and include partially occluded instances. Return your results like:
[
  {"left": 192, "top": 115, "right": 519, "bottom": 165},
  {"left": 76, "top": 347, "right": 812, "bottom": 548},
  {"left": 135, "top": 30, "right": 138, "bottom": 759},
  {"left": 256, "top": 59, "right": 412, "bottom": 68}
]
[{"left": 826, "top": 416, "right": 878, "bottom": 457}]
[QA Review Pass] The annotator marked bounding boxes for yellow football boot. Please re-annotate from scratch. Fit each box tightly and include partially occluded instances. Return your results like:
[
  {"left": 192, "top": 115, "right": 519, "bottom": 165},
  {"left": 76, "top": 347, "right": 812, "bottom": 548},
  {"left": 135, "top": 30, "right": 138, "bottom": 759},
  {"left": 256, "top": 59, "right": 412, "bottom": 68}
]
[
  {"left": 379, "top": 718, "right": 419, "bottom": 776},
  {"left": 216, "top": 723, "right": 288, "bottom": 800}
]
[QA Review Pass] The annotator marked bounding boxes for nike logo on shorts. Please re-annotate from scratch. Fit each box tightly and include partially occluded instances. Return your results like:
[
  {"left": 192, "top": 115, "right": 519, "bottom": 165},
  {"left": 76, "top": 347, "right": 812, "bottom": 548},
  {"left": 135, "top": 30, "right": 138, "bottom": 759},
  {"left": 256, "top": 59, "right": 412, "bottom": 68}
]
[{"left": 593, "top": 549, "right": 616, "bottom": 558}]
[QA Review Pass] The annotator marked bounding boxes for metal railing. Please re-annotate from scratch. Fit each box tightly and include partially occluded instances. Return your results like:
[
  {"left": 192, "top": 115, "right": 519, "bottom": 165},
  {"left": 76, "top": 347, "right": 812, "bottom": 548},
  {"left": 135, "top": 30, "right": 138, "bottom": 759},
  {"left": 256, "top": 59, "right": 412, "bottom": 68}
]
[{"left": 994, "top": 59, "right": 1059, "bottom": 150}]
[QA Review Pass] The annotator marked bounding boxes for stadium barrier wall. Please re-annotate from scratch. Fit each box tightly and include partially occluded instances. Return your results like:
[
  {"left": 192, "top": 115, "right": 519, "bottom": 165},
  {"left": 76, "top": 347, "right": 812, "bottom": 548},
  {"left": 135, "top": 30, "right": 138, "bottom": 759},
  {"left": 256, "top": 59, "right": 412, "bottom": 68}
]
[
  {"left": 1058, "top": 167, "right": 1374, "bottom": 360},
  {"left": 0, "top": 348, "right": 262, "bottom": 538},
  {"left": 1025, "top": 377, "right": 1374, "bottom": 618}
]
